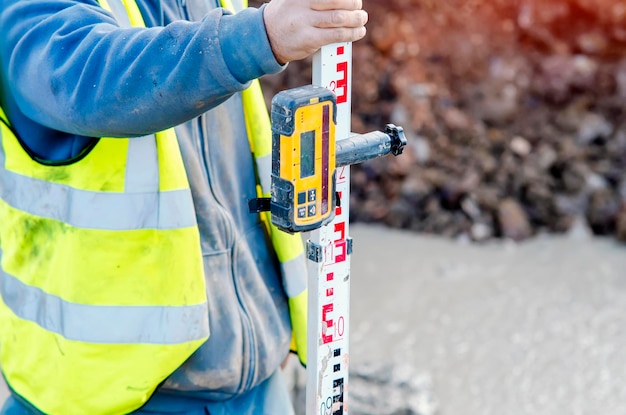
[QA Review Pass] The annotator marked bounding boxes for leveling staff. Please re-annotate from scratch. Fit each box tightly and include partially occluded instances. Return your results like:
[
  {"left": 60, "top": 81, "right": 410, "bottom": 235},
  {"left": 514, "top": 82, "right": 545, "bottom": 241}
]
[{"left": 0, "top": 0, "right": 368, "bottom": 414}]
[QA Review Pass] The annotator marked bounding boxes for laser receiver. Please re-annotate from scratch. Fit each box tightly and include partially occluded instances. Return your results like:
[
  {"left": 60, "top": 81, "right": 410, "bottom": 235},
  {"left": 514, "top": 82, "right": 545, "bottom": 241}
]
[{"left": 248, "top": 85, "right": 407, "bottom": 234}]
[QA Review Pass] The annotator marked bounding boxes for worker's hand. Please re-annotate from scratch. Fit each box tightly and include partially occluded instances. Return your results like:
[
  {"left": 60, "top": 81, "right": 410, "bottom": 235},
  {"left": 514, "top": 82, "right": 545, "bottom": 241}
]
[{"left": 263, "top": 0, "right": 368, "bottom": 64}]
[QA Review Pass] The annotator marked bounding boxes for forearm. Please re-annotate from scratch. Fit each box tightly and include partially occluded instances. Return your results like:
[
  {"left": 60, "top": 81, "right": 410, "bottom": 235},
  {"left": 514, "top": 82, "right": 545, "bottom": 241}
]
[{"left": 0, "top": 0, "right": 283, "bottom": 137}]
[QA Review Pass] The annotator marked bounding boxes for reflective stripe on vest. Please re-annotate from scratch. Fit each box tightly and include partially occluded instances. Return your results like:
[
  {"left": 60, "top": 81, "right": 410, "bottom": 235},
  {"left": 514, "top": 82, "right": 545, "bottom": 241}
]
[
  {"left": 0, "top": 15, "right": 208, "bottom": 415},
  {"left": 220, "top": 0, "right": 309, "bottom": 366}
]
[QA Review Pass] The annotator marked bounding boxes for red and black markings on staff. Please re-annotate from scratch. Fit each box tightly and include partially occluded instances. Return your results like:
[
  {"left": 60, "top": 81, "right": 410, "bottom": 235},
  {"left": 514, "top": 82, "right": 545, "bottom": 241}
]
[{"left": 306, "top": 43, "right": 352, "bottom": 415}]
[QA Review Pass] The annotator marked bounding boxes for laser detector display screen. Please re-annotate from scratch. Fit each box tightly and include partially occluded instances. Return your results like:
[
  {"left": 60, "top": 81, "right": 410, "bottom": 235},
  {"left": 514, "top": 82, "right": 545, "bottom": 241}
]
[{"left": 300, "top": 130, "right": 315, "bottom": 178}]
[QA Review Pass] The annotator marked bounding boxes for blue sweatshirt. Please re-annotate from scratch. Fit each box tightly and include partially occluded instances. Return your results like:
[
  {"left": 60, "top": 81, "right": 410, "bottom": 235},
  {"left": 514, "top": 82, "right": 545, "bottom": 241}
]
[
  {"left": 0, "top": 0, "right": 282, "bottom": 159},
  {"left": 0, "top": 0, "right": 293, "bottom": 411}
]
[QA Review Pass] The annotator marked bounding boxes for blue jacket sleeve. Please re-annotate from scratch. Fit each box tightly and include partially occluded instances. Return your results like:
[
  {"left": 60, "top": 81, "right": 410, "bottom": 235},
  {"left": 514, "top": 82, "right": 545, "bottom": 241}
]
[{"left": 0, "top": 0, "right": 284, "bottom": 137}]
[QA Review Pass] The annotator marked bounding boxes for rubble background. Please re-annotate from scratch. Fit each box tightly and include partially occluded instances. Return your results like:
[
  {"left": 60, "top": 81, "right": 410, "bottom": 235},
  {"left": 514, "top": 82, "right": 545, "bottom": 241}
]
[
  {"left": 252, "top": 0, "right": 626, "bottom": 243},
  {"left": 3, "top": 2, "right": 626, "bottom": 414}
]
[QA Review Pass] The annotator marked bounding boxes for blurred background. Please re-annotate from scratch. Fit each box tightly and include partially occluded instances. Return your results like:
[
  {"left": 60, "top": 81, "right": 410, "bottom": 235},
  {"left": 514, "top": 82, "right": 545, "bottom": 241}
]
[
  {"left": 4, "top": 1, "right": 626, "bottom": 414},
  {"left": 251, "top": 0, "right": 626, "bottom": 414},
  {"left": 255, "top": 0, "right": 626, "bottom": 244}
]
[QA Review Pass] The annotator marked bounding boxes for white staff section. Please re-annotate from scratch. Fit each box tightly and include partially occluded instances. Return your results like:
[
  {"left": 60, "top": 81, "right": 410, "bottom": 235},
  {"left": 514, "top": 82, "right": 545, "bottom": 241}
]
[{"left": 306, "top": 42, "right": 353, "bottom": 415}]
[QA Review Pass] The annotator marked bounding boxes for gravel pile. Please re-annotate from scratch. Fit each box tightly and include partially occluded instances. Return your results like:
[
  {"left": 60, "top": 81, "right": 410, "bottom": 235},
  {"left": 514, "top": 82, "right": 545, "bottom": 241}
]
[{"left": 257, "top": 0, "right": 626, "bottom": 242}]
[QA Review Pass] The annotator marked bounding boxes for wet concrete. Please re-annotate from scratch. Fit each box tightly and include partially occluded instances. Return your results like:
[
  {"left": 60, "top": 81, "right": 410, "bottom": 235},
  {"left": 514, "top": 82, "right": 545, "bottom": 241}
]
[
  {"left": 3, "top": 224, "right": 626, "bottom": 414},
  {"left": 348, "top": 224, "right": 626, "bottom": 415}
]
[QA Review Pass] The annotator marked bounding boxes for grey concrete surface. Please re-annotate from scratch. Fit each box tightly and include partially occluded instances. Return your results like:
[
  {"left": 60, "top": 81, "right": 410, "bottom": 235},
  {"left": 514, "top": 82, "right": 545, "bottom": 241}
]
[
  {"left": 348, "top": 224, "right": 626, "bottom": 415},
  {"left": 3, "top": 224, "right": 626, "bottom": 414}
]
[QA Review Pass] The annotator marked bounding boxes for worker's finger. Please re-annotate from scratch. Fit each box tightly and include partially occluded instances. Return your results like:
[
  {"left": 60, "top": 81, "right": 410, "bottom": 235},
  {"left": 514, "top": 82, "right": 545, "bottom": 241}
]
[
  {"left": 313, "top": 9, "right": 368, "bottom": 29},
  {"left": 312, "top": 26, "right": 367, "bottom": 45},
  {"left": 263, "top": 0, "right": 368, "bottom": 63},
  {"left": 310, "top": 0, "right": 363, "bottom": 12}
]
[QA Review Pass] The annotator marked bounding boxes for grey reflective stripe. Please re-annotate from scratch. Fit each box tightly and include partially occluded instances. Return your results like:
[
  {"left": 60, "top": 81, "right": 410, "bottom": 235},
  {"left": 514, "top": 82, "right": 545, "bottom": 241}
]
[
  {"left": 255, "top": 154, "right": 271, "bottom": 193},
  {"left": 0, "top": 167, "right": 196, "bottom": 230},
  {"left": 0, "top": 132, "right": 196, "bottom": 230},
  {"left": 280, "top": 254, "right": 307, "bottom": 297},
  {"left": 125, "top": 135, "right": 159, "bottom": 193},
  {"left": 230, "top": 0, "right": 245, "bottom": 12},
  {"left": 106, "top": 0, "right": 133, "bottom": 27},
  {"left": 0, "top": 250, "right": 209, "bottom": 345}
]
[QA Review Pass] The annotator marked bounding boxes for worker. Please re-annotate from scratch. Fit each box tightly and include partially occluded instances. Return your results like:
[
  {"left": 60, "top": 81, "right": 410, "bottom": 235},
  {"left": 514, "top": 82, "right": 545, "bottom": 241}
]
[{"left": 0, "top": 0, "right": 367, "bottom": 414}]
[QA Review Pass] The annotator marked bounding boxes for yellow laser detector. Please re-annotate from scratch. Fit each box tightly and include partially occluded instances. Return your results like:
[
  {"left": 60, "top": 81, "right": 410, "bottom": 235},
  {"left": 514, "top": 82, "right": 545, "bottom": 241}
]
[
  {"left": 270, "top": 85, "right": 337, "bottom": 233},
  {"left": 248, "top": 85, "right": 407, "bottom": 233}
]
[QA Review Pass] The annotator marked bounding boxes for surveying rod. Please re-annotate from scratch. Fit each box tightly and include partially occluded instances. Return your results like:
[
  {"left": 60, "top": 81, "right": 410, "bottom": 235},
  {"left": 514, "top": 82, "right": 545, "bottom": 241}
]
[
  {"left": 303, "top": 41, "right": 405, "bottom": 415},
  {"left": 304, "top": 38, "right": 359, "bottom": 415},
  {"left": 247, "top": 44, "right": 406, "bottom": 414}
]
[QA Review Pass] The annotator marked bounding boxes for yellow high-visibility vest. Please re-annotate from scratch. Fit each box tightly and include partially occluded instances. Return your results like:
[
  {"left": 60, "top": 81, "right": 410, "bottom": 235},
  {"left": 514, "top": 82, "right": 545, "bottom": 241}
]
[
  {"left": 220, "top": 0, "right": 309, "bottom": 367},
  {"left": 0, "top": 0, "right": 308, "bottom": 412},
  {"left": 0, "top": 80, "right": 208, "bottom": 415}
]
